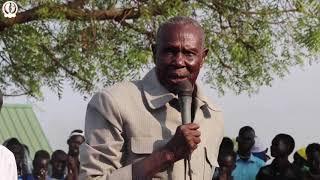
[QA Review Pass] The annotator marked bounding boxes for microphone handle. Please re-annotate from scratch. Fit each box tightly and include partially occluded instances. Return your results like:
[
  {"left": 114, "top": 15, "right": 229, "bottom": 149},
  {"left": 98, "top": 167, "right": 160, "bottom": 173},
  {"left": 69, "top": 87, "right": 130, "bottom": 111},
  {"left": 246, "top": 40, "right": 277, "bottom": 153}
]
[{"left": 180, "top": 95, "right": 192, "bottom": 125}]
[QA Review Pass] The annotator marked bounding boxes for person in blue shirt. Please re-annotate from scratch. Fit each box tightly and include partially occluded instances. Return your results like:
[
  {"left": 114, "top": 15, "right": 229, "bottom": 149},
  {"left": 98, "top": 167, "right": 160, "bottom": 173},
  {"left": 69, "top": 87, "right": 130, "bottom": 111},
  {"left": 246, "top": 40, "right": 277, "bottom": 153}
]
[{"left": 232, "top": 126, "right": 265, "bottom": 180}]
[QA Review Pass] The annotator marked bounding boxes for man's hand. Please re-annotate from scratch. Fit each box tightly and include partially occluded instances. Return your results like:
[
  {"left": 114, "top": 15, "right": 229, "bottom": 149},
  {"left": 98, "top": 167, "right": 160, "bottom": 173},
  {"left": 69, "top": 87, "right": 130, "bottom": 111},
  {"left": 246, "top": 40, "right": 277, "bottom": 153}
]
[
  {"left": 132, "top": 123, "right": 201, "bottom": 178},
  {"left": 165, "top": 123, "right": 201, "bottom": 162}
]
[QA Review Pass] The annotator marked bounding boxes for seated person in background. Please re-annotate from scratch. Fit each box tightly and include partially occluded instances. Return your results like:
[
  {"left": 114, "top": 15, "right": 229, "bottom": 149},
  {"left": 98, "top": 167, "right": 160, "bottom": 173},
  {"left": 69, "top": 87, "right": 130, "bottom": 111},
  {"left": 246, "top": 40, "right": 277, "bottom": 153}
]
[
  {"left": 303, "top": 143, "right": 320, "bottom": 180},
  {"left": 213, "top": 150, "right": 237, "bottom": 180},
  {"left": 49, "top": 150, "right": 68, "bottom": 180},
  {"left": 33, "top": 150, "right": 50, "bottom": 180},
  {"left": 232, "top": 126, "right": 265, "bottom": 180},
  {"left": 256, "top": 133, "right": 301, "bottom": 180}
]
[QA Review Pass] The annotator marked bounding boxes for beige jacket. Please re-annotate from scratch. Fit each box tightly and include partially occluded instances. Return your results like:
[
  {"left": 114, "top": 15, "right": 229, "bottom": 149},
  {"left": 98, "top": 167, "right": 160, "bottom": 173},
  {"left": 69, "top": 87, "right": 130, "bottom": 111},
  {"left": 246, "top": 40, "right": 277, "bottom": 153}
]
[{"left": 80, "top": 69, "right": 224, "bottom": 180}]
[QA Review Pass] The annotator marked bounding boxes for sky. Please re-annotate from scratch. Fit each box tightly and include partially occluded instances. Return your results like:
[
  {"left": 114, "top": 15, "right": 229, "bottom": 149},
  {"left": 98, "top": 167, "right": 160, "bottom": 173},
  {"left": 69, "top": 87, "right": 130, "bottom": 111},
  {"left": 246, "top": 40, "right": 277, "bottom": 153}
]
[{"left": 4, "top": 62, "right": 320, "bottom": 154}]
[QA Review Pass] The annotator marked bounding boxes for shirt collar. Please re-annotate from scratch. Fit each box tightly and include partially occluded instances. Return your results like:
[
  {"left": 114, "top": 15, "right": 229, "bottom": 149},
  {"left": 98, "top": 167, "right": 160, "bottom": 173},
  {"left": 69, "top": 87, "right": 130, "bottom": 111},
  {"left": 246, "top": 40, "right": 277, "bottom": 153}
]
[
  {"left": 236, "top": 154, "right": 257, "bottom": 163},
  {"left": 141, "top": 68, "right": 220, "bottom": 111}
]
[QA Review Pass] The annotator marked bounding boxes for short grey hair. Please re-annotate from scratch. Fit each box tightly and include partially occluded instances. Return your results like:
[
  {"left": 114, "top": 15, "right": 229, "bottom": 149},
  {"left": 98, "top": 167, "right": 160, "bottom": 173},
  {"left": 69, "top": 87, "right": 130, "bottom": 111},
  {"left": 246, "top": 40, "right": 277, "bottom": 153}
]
[{"left": 156, "top": 16, "right": 206, "bottom": 47}]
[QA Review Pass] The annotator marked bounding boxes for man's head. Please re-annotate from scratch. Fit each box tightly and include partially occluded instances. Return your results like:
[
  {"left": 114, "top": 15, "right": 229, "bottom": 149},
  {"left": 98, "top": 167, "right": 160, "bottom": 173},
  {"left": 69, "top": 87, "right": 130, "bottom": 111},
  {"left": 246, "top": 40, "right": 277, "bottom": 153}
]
[
  {"left": 270, "top": 133, "right": 295, "bottom": 158},
  {"left": 293, "top": 151, "right": 307, "bottom": 168},
  {"left": 218, "top": 150, "right": 237, "bottom": 176},
  {"left": 306, "top": 143, "right": 320, "bottom": 174},
  {"left": 236, "top": 126, "right": 255, "bottom": 154},
  {"left": 33, "top": 150, "right": 50, "bottom": 179},
  {"left": 51, "top": 150, "right": 67, "bottom": 178},
  {"left": 5, "top": 138, "right": 25, "bottom": 175},
  {"left": 67, "top": 129, "right": 85, "bottom": 156},
  {"left": 152, "top": 16, "right": 208, "bottom": 93},
  {"left": 219, "top": 137, "right": 234, "bottom": 153}
]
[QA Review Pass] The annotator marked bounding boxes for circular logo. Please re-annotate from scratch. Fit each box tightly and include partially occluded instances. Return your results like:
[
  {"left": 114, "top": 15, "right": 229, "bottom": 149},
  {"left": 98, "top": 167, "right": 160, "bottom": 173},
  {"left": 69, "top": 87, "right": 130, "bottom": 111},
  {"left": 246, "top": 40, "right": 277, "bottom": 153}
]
[{"left": 2, "top": 1, "right": 18, "bottom": 18}]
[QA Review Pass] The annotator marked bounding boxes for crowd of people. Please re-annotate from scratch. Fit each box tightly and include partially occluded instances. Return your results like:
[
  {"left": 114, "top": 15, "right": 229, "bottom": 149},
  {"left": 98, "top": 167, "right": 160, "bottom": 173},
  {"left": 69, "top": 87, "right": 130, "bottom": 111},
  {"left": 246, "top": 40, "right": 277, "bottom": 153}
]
[
  {"left": 213, "top": 126, "right": 320, "bottom": 180},
  {"left": 1, "top": 93, "right": 86, "bottom": 180},
  {"left": 1, "top": 129, "right": 84, "bottom": 180},
  {"left": 1, "top": 90, "right": 320, "bottom": 180}
]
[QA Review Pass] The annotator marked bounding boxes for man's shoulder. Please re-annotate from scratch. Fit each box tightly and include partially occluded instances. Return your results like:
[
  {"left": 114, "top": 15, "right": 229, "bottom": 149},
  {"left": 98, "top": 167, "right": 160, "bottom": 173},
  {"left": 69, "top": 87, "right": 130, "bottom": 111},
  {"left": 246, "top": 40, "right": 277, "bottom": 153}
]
[
  {"left": 0, "top": 145, "right": 14, "bottom": 157},
  {"left": 259, "top": 165, "right": 273, "bottom": 173},
  {"left": 98, "top": 80, "right": 142, "bottom": 98},
  {"left": 251, "top": 154, "right": 266, "bottom": 166}
]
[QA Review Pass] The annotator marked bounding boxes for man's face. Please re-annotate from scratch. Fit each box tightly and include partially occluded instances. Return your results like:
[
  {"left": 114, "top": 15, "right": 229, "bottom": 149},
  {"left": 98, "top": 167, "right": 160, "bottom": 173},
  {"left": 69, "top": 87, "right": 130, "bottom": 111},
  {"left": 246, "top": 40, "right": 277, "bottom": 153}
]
[
  {"left": 153, "top": 24, "right": 208, "bottom": 93},
  {"left": 308, "top": 151, "right": 320, "bottom": 174},
  {"left": 218, "top": 155, "right": 236, "bottom": 175},
  {"left": 68, "top": 135, "right": 85, "bottom": 156},
  {"left": 271, "top": 138, "right": 289, "bottom": 158},
  {"left": 51, "top": 154, "right": 67, "bottom": 177},
  {"left": 237, "top": 130, "right": 255, "bottom": 153},
  {"left": 34, "top": 158, "right": 49, "bottom": 179}
]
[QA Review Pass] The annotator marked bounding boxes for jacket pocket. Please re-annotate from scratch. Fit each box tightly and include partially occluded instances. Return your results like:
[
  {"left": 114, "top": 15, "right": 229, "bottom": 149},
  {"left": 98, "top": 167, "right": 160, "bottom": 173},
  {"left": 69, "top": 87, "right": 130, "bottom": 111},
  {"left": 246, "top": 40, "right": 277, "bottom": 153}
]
[{"left": 131, "top": 137, "right": 168, "bottom": 154}]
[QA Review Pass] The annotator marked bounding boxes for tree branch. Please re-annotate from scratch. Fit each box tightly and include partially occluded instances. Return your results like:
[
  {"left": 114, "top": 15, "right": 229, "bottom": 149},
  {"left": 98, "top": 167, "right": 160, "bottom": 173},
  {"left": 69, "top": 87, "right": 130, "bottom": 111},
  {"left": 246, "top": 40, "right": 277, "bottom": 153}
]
[
  {"left": 2, "top": 91, "right": 30, "bottom": 97},
  {"left": 39, "top": 44, "right": 93, "bottom": 87},
  {"left": 0, "top": 2, "right": 140, "bottom": 32}
]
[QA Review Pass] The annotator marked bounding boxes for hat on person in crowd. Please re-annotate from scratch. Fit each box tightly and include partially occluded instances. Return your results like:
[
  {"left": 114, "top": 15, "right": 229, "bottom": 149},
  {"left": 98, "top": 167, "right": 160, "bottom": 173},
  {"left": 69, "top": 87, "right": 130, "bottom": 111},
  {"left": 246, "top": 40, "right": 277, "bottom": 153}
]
[
  {"left": 251, "top": 136, "right": 270, "bottom": 162},
  {"left": 69, "top": 129, "right": 85, "bottom": 139}
]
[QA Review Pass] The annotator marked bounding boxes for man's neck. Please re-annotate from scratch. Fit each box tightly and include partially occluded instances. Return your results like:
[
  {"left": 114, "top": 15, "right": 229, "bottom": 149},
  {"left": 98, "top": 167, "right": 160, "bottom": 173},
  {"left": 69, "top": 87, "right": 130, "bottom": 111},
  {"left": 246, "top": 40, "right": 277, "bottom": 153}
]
[
  {"left": 272, "top": 157, "right": 290, "bottom": 172},
  {"left": 238, "top": 151, "right": 251, "bottom": 160}
]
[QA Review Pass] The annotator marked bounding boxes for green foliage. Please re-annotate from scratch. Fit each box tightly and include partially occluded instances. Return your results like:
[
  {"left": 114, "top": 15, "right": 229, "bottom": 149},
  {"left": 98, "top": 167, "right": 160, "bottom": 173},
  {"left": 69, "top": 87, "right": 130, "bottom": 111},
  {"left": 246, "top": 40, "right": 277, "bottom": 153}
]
[{"left": 0, "top": 0, "right": 319, "bottom": 98}]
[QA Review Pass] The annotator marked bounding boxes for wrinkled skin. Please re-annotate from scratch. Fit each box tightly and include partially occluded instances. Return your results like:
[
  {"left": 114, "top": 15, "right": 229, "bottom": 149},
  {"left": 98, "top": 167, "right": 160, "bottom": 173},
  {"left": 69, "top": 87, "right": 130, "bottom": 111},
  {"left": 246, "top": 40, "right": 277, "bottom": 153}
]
[
  {"left": 153, "top": 23, "right": 208, "bottom": 161},
  {"left": 153, "top": 23, "right": 208, "bottom": 94}
]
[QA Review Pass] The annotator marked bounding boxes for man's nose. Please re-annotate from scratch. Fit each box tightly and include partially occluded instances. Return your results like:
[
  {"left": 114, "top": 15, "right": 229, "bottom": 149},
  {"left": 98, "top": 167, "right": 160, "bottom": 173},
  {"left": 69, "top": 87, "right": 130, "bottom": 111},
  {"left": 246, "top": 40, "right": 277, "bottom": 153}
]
[{"left": 173, "top": 52, "right": 185, "bottom": 67}]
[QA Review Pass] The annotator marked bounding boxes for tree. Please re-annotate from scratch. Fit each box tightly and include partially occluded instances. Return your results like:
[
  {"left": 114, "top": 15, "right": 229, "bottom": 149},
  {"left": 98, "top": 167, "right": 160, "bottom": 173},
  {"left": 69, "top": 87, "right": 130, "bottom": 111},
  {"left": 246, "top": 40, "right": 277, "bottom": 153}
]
[{"left": 0, "top": 0, "right": 319, "bottom": 98}]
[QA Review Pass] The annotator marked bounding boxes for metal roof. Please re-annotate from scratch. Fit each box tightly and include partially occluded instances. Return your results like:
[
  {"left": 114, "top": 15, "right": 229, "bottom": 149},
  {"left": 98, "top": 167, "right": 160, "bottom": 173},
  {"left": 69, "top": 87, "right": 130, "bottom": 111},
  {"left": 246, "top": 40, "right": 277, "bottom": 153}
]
[{"left": 0, "top": 104, "right": 52, "bottom": 157}]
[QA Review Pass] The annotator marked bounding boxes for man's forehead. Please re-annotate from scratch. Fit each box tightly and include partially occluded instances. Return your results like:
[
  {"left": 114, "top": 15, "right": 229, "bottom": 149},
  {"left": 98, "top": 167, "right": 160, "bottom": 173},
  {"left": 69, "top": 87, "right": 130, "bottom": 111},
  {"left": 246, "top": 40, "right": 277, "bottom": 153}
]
[
  {"left": 158, "top": 24, "right": 203, "bottom": 41},
  {"left": 70, "top": 135, "right": 84, "bottom": 141}
]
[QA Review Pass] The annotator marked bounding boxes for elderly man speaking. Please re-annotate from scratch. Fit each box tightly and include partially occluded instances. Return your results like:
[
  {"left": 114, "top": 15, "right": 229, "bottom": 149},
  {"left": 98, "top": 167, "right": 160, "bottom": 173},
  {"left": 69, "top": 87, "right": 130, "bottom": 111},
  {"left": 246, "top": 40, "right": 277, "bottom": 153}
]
[{"left": 80, "top": 16, "right": 224, "bottom": 180}]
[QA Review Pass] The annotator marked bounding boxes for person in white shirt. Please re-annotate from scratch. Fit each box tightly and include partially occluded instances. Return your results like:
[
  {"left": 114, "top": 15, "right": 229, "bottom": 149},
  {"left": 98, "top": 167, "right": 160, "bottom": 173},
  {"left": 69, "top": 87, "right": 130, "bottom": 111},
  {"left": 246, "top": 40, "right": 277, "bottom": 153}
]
[{"left": 0, "top": 93, "right": 18, "bottom": 180}]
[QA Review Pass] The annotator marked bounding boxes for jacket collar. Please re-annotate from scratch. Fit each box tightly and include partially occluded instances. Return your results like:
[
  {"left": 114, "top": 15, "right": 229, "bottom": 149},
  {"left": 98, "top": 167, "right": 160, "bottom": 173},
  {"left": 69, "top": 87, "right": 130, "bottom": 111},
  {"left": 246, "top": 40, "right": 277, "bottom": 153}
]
[{"left": 141, "top": 68, "right": 220, "bottom": 111}]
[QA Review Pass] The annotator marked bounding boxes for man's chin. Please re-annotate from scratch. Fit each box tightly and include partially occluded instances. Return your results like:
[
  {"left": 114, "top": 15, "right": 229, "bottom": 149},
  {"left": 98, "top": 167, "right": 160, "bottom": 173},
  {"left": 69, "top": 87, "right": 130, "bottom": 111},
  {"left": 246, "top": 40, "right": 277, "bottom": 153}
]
[{"left": 166, "top": 77, "right": 192, "bottom": 86}]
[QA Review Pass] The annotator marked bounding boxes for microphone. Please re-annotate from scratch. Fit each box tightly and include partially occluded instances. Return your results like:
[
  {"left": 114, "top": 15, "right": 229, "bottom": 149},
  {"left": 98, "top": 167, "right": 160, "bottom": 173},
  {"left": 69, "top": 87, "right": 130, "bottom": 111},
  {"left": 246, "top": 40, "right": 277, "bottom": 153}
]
[
  {"left": 177, "top": 80, "right": 193, "bottom": 124},
  {"left": 176, "top": 80, "right": 194, "bottom": 180}
]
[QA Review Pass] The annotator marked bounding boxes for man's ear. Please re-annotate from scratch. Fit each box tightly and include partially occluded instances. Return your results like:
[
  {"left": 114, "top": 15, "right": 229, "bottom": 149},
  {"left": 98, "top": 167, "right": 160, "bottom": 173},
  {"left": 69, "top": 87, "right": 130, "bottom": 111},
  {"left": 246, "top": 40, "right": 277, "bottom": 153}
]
[
  {"left": 151, "top": 44, "right": 157, "bottom": 64},
  {"left": 67, "top": 139, "right": 70, "bottom": 145},
  {"left": 200, "top": 48, "right": 209, "bottom": 67}
]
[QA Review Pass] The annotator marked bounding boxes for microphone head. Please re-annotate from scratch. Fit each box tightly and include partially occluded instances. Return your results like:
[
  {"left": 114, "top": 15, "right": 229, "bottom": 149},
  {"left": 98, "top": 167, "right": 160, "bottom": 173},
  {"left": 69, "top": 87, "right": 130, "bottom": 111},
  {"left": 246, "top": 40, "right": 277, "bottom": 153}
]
[{"left": 176, "top": 80, "right": 193, "bottom": 97}]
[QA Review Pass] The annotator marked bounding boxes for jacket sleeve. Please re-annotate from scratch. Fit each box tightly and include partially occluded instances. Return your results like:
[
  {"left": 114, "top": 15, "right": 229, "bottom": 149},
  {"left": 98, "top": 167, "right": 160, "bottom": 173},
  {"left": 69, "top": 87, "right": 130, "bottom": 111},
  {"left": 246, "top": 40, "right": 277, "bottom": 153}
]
[{"left": 79, "top": 90, "right": 132, "bottom": 180}]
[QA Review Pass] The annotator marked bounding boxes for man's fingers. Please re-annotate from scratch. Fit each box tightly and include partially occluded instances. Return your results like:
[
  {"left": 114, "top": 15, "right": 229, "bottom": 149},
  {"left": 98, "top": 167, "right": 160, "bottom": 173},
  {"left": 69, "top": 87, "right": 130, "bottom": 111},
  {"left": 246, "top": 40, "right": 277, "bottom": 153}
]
[
  {"left": 191, "top": 130, "right": 201, "bottom": 137},
  {"left": 187, "top": 123, "right": 200, "bottom": 130}
]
